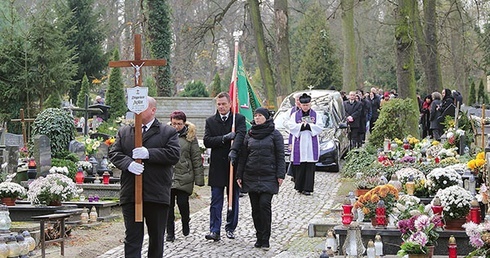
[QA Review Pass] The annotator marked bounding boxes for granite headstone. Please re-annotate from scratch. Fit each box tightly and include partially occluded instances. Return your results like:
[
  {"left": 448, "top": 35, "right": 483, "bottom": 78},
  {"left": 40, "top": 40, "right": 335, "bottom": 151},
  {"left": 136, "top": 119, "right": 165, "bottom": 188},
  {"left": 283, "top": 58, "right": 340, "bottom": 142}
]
[
  {"left": 32, "top": 135, "right": 51, "bottom": 176},
  {"left": 68, "top": 140, "right": 86, "bottom": 161}
]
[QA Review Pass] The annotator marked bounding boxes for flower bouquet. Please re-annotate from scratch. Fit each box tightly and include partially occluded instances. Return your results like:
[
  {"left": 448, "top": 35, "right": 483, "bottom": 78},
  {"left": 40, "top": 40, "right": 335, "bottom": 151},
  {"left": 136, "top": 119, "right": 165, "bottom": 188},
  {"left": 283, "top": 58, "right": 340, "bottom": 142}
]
[
  {"left": 463, "top": 221, "right": 490, "bottom": 257},
  {"left": 425, "top": 167, "right": 462, "bottom": 196},
  {"left": 443, "top": 127, "right": 465, "bottom": 149},
  {"left": 395, "top": 168, "right": 428, "bottom": 196},
  {"left": 48, "top": 166, "right": 69, "bottom": 175},
  {"left": 84, "top": 137, "right": 101, "bottom": 156},
  {"left": 76, "top": 161, "right": 92, "bottom": 172},
  {"left": 432, "top": 185, "right": 473, "bottom": 220},
  {"left": 397, "top": 214, "right": 442, "bottom": 256},
  {"left": 354, "top": 184, "right": 399, "bottom": 219},
  {"left": 27, "top": 174, "right": 80, "bottom": 205},
  {"left": 0, "top": 182, "right": 26, "bottom": 199},
  {"left": 467, "top": 151, "right": 486, "bottom": 175},
  {"left": 393, "top": 195, "right": 422, "bottom": 221},
  {"left": 355, "top": 175, "right": 384, "bottom": 190}
]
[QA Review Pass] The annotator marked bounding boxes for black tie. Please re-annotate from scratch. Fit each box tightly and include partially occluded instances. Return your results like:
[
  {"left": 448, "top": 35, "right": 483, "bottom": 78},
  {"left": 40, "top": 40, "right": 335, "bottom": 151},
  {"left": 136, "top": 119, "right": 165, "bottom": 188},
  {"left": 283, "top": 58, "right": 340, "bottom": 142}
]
[
  {"left": 222, "top": 116, "right": 227, "bottom": 122},
  {"left": 142, "top": 125, "right": 147, "bottom": 133}
]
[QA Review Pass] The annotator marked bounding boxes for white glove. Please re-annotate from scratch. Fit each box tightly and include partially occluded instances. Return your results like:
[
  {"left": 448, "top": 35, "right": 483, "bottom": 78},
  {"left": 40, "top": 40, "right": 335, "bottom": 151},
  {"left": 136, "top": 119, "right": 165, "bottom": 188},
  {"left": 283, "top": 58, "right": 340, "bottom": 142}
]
[
  {"left": 128, "top": 161, "right": 144, "bottom": 175},
  {"left": 132, "top": 147, "right": 149, "bottom": 159}
]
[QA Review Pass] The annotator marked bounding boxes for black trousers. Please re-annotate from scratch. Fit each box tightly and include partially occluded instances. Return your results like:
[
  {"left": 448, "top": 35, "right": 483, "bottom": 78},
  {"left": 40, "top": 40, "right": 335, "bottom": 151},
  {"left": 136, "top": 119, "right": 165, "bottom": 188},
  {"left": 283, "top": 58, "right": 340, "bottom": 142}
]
[
  {"left": 122, "top": 202, "right": 169, "bottom": 258},
  {"left": 349, "top": 127, "right": 361, "bottom": 148},
  {"left": 293, "top": 162, "right": 316, "bottom": 192},
  {"left": 166, "top": 189, "right": 190, "bottom": 236},
  {"left": 249, "top": 192, "right": 273, "bottom": 244}
]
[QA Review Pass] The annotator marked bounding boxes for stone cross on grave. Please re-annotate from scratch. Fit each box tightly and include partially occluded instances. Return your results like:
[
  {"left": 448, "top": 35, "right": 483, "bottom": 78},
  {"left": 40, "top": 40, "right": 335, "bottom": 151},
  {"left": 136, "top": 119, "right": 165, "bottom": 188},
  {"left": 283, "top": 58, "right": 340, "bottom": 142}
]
[
  {"left": 10, "top": 108, "right": 35, "bottom": 147},
  {"left": 109, "top": 34, "right": 166, "bottom": 222}
]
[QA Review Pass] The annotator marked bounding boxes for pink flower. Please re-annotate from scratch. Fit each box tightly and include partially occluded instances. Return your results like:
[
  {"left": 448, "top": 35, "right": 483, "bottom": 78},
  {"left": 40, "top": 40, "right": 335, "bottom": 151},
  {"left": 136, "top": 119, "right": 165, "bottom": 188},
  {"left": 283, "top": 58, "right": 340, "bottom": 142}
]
[
  {"left": 414, "top": 215, "right": 430, "bottom": 231},
  {"left": 409, "top": 231, "right": 428, "bottom": 246},
  {"left": 469, "top": 236, "right": 485, "bottom": 248}
]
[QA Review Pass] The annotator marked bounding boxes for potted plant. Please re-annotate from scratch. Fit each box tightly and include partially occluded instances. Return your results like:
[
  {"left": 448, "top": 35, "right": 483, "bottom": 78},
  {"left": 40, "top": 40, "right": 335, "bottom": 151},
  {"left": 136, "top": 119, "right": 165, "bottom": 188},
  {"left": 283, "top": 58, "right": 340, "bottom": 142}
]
[
  {"left": 463, "top": 221, "right": 490, "bottom": 257},
  {"left": 354, "top": 184, "right": 399, "bottom": 224},
  {"left": 27, "top": 174, "right": 80, "bottom": 206},
  {"left": 355, "top": 175, "right": 383, "bottom": 197},
  {"left": 425, "top": 167, "right": 462, "bottom": 196},
  {"left": 0, "top": 182, "right": 26, "bottom": 206},
  {"left": 432, "top": 185, "right": 473, "bottom": 230},
  {"left": 397, "top": 214, "right": 442, "bottom": 258}
]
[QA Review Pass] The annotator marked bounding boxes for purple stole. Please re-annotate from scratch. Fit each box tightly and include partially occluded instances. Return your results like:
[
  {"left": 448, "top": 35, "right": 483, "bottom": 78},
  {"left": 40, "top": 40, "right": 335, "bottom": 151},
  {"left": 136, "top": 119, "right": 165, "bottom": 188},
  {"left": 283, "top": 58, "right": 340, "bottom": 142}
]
[{"left": 292, "top": 109, "right": 319, "bottom": 165}]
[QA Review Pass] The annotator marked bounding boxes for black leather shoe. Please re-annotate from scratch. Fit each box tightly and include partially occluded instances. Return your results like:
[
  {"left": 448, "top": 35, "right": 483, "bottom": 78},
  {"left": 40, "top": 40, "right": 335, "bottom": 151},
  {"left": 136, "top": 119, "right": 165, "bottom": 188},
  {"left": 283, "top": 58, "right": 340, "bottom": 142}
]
[
  {"left": 226, "top": 231, "right": 235, "bottom": 239},
  {"left": 254, "top": 240, "right": 262, "bottom": 248},
  {"left": 302, "top": 191, "right": 311, "bottom": 196},
  {"left": 261, "top": 241, "right": 270, "bottom": 250},
  {"left": 166, "top": 235, "right": 175, "bottom": 242},
  {"left": 205, "top": 232, "right": 220, "bottom": 241}
]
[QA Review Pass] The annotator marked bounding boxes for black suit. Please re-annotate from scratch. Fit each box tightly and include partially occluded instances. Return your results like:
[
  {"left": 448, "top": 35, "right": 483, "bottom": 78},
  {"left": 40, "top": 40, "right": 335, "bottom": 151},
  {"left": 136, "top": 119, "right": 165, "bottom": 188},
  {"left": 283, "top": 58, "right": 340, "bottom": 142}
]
[{"left": 203, "top": 111, "right": 246, "bottom": 234}]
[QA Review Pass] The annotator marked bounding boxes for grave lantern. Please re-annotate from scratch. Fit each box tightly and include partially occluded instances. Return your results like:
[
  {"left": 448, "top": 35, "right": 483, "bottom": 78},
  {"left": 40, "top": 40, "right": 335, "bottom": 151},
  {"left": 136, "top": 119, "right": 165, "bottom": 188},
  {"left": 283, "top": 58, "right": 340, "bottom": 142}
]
[
  {"left": 21, "top": 231, "right": 35, "bottom": 256},
  {"left": 325, "top": 230, "right": 337, "bottom": 253},
  {"left": 375, "top": 200, "right": 386, "bottom": 228},
  {"left": 341, "top": 197, "right": 353, "bottom": 226},
  {"left": 76, "top": 167, "right": 85, "bottom": 184},
  {"left": 5, "top": 234, "right": 20, "bottom": 258},
  {"left": 405, "top": 175, "right": 415, "bottom": 196},
  {"left": 103, "top": 171, "right": 111, "bottom": 185},
  {"left": 374, "top": 234, "right": 383, "bottom": 257},
  {"left": 27, "top": 158, "right": 37, "bottom": 180},
  {"left": 448, "top": 235, "right": 457, "bottom": 258},
  {"left": 431, "top": 196, "right": 444, "bottom": 227},
  {"left": 366, "top": 239, "right": 375, "bottom": 258},
  {"left": 342, "top": 223, "right": 365, "bottom": 257},
  {"left": 470, "top": 198, "right": 481, "bottom": 224},
  {"left": 0, "top": 205, "right": 11, "bottom": 233}
]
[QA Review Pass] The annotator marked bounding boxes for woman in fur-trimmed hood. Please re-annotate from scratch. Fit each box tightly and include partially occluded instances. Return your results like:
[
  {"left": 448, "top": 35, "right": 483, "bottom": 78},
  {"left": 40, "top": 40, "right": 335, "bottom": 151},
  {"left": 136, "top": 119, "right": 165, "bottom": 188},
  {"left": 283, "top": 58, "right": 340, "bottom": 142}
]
[{"left": 166, "top": 111, "right": 205, "bottom": 242}]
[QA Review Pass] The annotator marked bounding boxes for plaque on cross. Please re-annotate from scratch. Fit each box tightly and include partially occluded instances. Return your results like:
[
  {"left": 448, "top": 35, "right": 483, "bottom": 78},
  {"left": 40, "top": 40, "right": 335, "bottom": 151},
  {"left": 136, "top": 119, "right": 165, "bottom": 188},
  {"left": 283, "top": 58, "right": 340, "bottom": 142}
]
[{"left": 108, "top": 34, "right": 166, "bottom": 222}]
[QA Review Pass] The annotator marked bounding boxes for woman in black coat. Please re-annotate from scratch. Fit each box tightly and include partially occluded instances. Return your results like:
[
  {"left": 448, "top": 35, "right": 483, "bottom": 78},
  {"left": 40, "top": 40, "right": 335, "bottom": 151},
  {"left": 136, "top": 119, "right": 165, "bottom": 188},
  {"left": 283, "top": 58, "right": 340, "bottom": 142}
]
[{"left": 236, "top": 107, "right": 285, "bottom": 250}]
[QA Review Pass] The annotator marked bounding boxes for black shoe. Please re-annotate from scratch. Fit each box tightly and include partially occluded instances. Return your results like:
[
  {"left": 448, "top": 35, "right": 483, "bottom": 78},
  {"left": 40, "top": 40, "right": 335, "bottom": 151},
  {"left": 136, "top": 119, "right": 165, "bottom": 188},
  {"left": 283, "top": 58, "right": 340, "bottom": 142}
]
[
  {"left": 182, "top": 220, "right": 190, "bottom": 236},
  {"left": 302, "top": 191, "right": 311, "bottom": 196},
  {"left": 205, "top": 232, "right": 220, "bottom": 241},
  {"left": 166, "top": 235, "right": 175, "bottom": 242},
  {"left": 225, "top": 231, "right": 235, "bottom": 239},
  {"left": 254, "top": 240, "right": 262, "bottom": 248},
  {"left": 261, "top": 241, "right": 270, "bottom": 250}
]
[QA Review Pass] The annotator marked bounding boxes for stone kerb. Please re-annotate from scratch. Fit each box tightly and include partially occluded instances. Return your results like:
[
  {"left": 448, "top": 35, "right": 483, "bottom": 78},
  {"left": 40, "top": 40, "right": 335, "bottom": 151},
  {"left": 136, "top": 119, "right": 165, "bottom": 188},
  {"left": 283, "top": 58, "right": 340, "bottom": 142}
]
[{"left": 154, "top": 97, "right": 215, "bottom": 139}]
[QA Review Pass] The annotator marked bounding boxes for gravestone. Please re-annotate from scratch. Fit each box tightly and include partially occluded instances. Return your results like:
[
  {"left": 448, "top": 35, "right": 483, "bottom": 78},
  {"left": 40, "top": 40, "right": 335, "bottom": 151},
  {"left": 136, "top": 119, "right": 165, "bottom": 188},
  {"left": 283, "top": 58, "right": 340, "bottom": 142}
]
[
  {"left": 95, "top": 144, "right": 109, "bottom": 175},
  {"left": 4, "top": 133, "right": 24, "bottom": 148},
  {"left": 68, "top": 140, "right": 85, "bottom": 161},
  {"left": 5, "top": 145, "right": 19, "bottom": 174},
  {"left": 32, "top": 135, "right": 51, "bottom": 176},
  {"left": 0, "top": 128, "right": 5, "bottom": 165}
]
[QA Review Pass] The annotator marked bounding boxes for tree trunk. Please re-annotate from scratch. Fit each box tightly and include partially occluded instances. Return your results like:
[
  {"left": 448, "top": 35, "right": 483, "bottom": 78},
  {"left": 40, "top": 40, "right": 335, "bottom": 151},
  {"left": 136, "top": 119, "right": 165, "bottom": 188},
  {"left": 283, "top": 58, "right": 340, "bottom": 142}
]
[
  {"left": 395, "top": 0, "right": 419, "bottom": 137},
  {"left": 448, "top": 0, "right": 467, "bottom": 96},
  {"left": 274, "top": 0, "right": 292, "bottom": 99},
  {"left": 341, "top": 0, "right": 357, "bottom": 92},
  {"left": 247, "top": 0, "right": 276, "bottom": 109},
  {"left": 423, "top": 0, "right": 443, "bottom": 93}
]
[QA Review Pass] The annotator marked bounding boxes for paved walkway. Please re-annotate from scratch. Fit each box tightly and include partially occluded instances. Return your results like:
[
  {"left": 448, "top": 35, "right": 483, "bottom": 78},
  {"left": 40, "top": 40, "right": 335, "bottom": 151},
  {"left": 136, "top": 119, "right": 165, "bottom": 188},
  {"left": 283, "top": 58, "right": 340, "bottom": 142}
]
[{"left": 99, "top": 172, "right": 341, "bottom": 258}]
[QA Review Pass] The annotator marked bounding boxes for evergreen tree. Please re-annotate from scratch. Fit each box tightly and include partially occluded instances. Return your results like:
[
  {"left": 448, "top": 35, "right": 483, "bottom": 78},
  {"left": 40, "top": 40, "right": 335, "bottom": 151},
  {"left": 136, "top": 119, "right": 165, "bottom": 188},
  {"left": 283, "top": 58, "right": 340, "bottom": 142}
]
[
  {"left": 61, "top": 0, "right": 107, "bottom": 101},
  {"left": 210, "top": 73, "right": 222, "bottom": 97},
  {"left": 44, "top": 93, "right": 62, "bottom": 109},
  {"left": 106, "top": 49, "right": 127, "bottom": 120},
  {"left": 296, "top": 29, "right": 342, "bottom": 90},
  {"left": 468, "top": 80, "right": 476, "bottom": 106},
  {"left": 28, "top": 2, "right": 77, "bottom": 110},
  {"left": 145, "top": 77, "right": 157, "bottom": 97},
  {"left": 77, "top": 74, "right": 90, "bottom": 108},
  {"left": 179, "top": 81, "right": 209, "bottom": 97},
  {"left": 147, "top": 0, "right": 172, "bottom": 96},
  {"left": 478, "top": 80, "right": 486, "bottom": 104}
]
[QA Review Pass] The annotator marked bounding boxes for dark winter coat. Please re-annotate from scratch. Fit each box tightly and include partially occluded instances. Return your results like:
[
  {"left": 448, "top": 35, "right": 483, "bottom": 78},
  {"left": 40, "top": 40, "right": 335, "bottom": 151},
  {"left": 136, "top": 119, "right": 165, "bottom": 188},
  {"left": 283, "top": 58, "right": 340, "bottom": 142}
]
[
  {"left": 109, "top": 119, "right": 180, "bottom": 205},
  {"left": 236, "top": 119, "right": 285, "bottom": 194},
  {"left": 203, "top": 111, "right": 246, "bottom": 187},
  {"left": 172, "top": 122, "right": 205, "bottom": 195},
  {"left": 343, "top": 100, "right": 362, "bottom": 128},
  {"left": 429, "top": 99, "right": 442, "bottom": 130},
  {"left": 370, "top": 94, "right": 381, "bottom": 119}
]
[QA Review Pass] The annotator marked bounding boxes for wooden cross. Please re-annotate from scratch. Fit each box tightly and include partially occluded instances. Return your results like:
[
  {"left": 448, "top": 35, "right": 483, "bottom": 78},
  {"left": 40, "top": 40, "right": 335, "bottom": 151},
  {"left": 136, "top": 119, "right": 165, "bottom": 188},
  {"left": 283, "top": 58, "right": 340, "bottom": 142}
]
[
  {"left": 11, "top": 108, "right": 35, "bottom": 147},
  {"left": 109, "top": 34, "right": 167, "bottom": 222}
]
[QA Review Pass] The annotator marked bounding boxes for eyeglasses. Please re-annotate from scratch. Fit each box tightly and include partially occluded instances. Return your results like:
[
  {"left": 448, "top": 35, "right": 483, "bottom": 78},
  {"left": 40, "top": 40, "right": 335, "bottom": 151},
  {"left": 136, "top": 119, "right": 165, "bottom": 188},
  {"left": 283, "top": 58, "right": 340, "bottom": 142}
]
[{"left": 171, "top": 122, "right": 184, "bottom": 126}]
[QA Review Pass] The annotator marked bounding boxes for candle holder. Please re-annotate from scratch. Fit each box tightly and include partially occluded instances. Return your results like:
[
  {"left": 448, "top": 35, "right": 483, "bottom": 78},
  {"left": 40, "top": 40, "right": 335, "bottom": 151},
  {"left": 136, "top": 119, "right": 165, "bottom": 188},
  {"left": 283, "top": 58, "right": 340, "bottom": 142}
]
[
  {"left": 470, "top": 198, "right": 481, "bottom": 224},
  {"left": 405, "top": 175, "right": 415, "bottom": 196},
  {"left": 431, "top": 196, "right": 444, "bottom": 228},
  {"left": 448, "top": 235, "right": 457, "bottom": 258},
  {"left": 341, "top": 197, "right": 354, "bottom": 226},
  {"left": 76, "top": 167, "right": 85, "bottom": 184},
  {"left": 103, "top": 171, "right": 110, "bottom": 185},
  {"left": 342, "top": 223, "right": 365, "bottom": 257},
  {"left": 375, "top": 200, "right": 386, "bottom": 228}
]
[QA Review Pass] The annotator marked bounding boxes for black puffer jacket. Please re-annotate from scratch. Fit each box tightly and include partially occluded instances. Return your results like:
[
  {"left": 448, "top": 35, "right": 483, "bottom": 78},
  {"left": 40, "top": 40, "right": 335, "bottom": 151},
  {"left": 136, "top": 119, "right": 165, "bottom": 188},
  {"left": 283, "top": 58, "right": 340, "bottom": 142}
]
[{"left": 236, "top": 119, "right": 285, "bottom": 194}]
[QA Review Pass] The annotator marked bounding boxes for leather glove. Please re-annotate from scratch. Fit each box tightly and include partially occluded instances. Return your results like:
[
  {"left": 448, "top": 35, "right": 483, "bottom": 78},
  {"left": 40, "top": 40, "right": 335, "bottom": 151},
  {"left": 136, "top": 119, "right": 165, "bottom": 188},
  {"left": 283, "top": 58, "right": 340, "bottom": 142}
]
[
  {"left": 132, "top": 147, "right": 149, "bottom": 159},
  {"left": 228, "top": 150, "right": 238, "bottom": 165},
  {"left": 222, "top": 132, "right": 236, "bottom": 142},
  {"left": 128, "top": 161, "right": 144, "bottom": 175}
]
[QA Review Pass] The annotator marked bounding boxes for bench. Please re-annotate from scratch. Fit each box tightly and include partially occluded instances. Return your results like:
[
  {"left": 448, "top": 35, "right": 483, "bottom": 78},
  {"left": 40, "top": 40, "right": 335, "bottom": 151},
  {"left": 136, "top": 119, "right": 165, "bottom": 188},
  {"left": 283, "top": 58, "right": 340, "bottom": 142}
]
[{"left": 32, "top": 213, "right": 71, "bottom": 258}]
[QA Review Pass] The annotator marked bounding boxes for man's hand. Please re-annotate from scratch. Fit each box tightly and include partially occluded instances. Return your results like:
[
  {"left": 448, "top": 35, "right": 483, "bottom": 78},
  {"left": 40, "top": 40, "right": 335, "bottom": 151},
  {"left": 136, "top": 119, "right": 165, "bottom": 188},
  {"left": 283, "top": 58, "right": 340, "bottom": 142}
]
[
  {"left": 128, "top": 161, "right": 144, "bottom": 175},
  {"left": 222, "top": 132, "right": 236, "bottom": 142},
  {"left": 132, "top": 147, "right": 149, "bottom": 159},
  {"left": 228, "top": 150, "right": 238, "bottom": 165},
  {"left": 237, "top": 179, "right": 242, "bottom": 188}
]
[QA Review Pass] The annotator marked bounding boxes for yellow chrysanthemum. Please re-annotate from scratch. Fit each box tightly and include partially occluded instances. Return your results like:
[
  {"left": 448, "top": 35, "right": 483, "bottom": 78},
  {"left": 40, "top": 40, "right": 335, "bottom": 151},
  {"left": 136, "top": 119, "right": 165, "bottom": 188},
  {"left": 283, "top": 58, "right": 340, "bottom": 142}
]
[
  {"left": 477, "top": 152, "right": 485, "bottom": 160},
  {"left": 467, "top": 160, "right": 476, "bottom": 170},
  {"left": 370, "top": 194, "right": 380, "bottom": 203},
  {"left": 362, "top": 207, "right": 370, "bottom": 215},
  {"left": 432, "top": 140, "right": 440, "bottom": 146}
]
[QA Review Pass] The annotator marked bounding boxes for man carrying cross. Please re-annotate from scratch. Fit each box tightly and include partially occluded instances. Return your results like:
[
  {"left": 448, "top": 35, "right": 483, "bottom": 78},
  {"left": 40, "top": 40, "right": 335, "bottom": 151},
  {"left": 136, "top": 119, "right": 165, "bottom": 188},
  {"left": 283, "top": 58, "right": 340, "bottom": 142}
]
[{"left": 109, "top": 96, "right": 180, "bottom": 257}]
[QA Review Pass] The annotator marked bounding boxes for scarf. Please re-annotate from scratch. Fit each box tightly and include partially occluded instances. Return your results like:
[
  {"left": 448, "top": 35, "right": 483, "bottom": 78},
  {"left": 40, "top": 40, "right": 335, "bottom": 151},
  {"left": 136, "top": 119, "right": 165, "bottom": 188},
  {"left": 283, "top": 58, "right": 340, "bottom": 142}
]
[{"left": 248, "top": 119, "right": 275, "bottom": 140}]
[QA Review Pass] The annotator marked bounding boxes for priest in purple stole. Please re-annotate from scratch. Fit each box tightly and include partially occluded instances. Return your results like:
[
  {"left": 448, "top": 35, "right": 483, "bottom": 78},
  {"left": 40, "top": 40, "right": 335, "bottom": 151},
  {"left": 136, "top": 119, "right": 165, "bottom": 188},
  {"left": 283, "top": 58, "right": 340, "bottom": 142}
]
[{"left": 288, "top": 93, "right": 322, "bottom": 195}]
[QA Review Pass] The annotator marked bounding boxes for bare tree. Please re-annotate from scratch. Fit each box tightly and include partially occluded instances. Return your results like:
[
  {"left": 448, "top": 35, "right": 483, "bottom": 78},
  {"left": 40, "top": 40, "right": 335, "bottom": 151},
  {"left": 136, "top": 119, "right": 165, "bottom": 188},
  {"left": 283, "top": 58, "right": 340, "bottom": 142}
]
[{"left": 274, "top": 0, "right": 292, "bottom": 99}]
